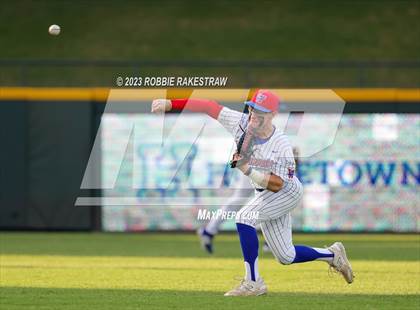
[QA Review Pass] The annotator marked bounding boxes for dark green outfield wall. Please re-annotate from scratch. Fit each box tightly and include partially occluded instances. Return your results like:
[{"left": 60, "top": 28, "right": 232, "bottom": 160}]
[{"left": 0, "top": 101, "right": 98, "bottom": 230}]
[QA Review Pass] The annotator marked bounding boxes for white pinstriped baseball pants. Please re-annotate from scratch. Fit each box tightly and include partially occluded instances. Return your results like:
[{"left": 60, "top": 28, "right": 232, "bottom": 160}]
[{"left": 235, "top": 178, "right": 304, "bottom": 265}]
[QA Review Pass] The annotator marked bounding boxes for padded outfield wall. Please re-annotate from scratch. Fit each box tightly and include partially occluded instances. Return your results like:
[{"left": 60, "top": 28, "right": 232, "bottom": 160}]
[{"left": 0, "top": 88, "right": 418, "bottom": 231}]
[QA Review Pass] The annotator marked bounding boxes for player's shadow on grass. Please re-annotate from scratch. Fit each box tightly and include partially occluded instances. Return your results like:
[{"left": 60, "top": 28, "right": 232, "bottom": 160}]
[{"left": 1, "top": 287, "right": 419, "bottom": 310}]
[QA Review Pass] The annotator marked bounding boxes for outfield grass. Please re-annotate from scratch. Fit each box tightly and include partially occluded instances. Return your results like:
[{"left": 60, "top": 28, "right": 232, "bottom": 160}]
[
  {"left": 2, "top": 1, "right": 419, "bottom": 60},
  {"left": 1, "top": 233, "right": 419, "bottom": 309},
  {"left": 0, "top": 1, "right": 419, "bottom": 87}
]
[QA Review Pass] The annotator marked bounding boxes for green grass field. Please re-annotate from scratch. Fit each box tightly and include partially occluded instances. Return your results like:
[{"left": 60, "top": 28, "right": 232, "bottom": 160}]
[
  {"left": 1, "top": 1, "right": 419, "bottom": 87},
  {"left": 1, "top": 233, "right": 419, "bottom": 309},
  {"left": 2, "top": 1, "right": 419, "bottom": 60}
]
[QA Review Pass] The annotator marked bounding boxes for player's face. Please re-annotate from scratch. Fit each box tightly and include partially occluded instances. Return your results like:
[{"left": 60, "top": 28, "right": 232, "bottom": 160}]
[{"left": 248, "top": 107, "right": 275, "bottom": 130}]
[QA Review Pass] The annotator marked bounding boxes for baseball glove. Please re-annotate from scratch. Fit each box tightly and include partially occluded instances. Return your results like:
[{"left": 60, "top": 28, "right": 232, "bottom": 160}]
[{"left": 230, "top": 127, "right": 255, "bottom": 168}]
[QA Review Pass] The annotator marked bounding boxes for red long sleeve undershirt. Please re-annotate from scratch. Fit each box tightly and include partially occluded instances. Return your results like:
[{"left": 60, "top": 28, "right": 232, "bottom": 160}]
[{"left": 171, "top": 98, "right": 223, "bottom": 120}]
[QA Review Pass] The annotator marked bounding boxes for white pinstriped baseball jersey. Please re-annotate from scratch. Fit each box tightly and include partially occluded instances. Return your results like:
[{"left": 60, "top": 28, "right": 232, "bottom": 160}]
[{"left": 218, "top": 107, "right": 300, "bottom": 191}]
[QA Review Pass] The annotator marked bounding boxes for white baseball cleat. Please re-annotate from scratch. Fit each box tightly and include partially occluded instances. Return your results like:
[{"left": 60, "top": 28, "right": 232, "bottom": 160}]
[
  {"left": 224, "top": 277, "right": 267, "bottom": 296},
  {"left": 328, "top": 242, "right": 354, "bottom": 284}
]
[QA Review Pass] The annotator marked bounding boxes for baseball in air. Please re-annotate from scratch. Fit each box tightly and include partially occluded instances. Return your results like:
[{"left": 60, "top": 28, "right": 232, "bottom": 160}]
[{"left": 48, "top": 24, "right": 61, "bottom": 36}]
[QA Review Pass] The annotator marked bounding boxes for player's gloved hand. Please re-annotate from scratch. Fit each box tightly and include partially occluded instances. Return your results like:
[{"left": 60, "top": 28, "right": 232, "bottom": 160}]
[
  {"left": 230, "top": 129, "right": 255, "bottom": 168},
  {"left": 151, "top": 99, "right": 172, "bottom": 113},
  {"left": 230, "top": 152, "right": 250, "bottom": 169}
]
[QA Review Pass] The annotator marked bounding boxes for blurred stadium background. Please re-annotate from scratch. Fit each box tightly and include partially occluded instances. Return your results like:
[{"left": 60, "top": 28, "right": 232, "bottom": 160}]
[{"left": 0, "top": 1, "right": 419, "bottom": 309}]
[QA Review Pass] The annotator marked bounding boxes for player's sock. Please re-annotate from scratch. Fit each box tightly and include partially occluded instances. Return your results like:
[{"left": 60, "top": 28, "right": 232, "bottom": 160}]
[
  {"left": 201, "top": 228, "right": 214, "bottom": 239},
  {"left": 292, "top": 245, "right": 334, "bottom": 264},
  {"left": 198, "top": 227, "right": 214, "bottom": 254},
  {"left": 236, "top": 223, "right": 259, "bottom": 281}
]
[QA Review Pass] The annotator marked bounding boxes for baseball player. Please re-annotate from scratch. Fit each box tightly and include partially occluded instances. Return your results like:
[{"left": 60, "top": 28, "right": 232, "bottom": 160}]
[{"left": 151, "top": 90, "right": 354, "bottom": 296}]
